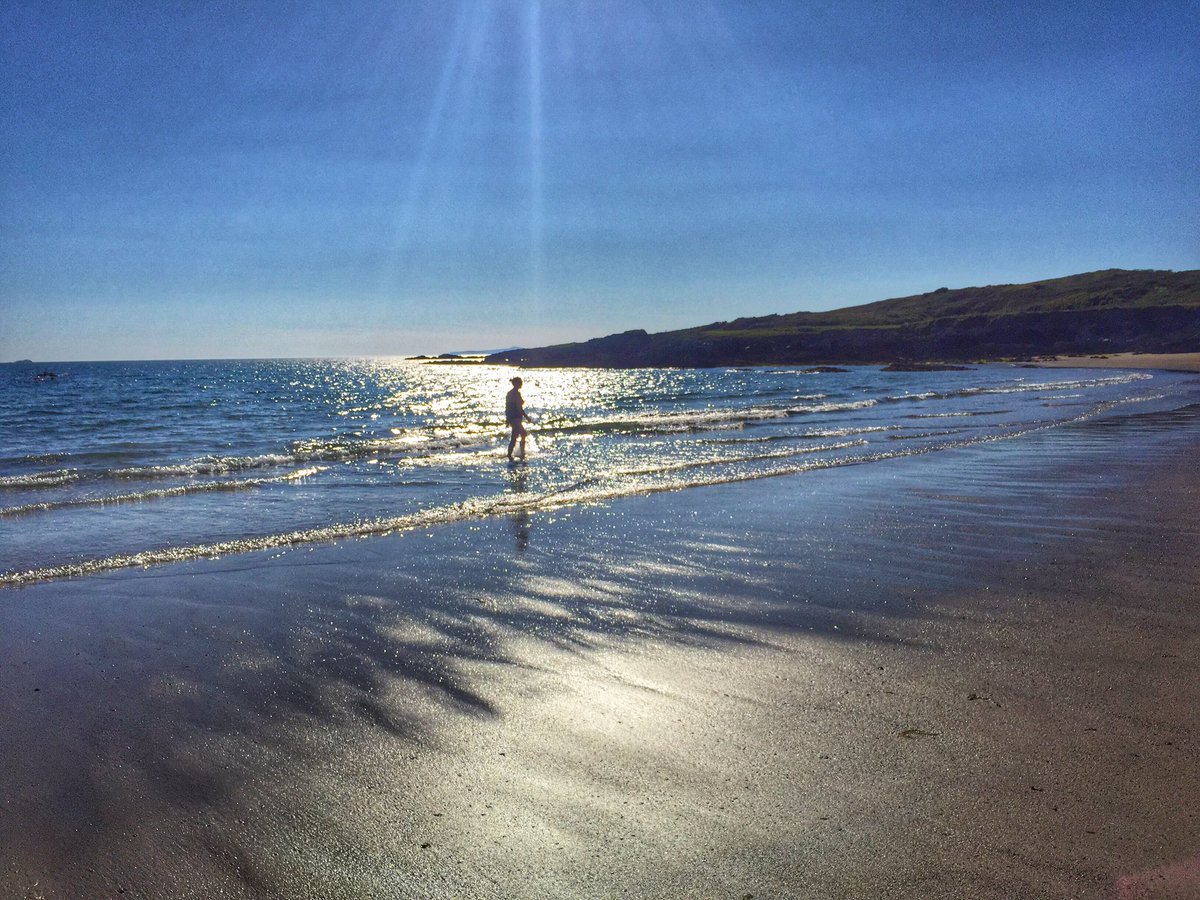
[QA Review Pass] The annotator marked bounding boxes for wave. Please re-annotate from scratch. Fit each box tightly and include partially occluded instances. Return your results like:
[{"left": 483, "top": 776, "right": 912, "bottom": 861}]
[
  {"left": 0, "top": 398, "right": 1120, "bottom": 588},
  {"left": 800, "top": 424, "right": 905, "bottom": 438},
  {"left": 905, "top": 410, "right": 1008, "bottom": 419},
  {"left": 0, "top": 372, "right": 1159, "bottom": 497},
  {"left": 104, "top": 401, "right": 883, "bottom": 478},
  {"left": 883, "top": 372, "right": 1152, "bottom": 405},
  {"left": 612, "top": 440, "right": 864, "bottom": 477},
  {"left": 0, "top": 453, "right": 902, "bottom": 587},
  {"left": 1, "top": 393, "right": 895, "bottom": 492},
  {"left": 293, "top": 429, "right": 497, "bottom": 462},
  {"left": 0, "top": 467, "right": 325, "bottom": 518},
  {"left": 0, "top": 469, "right": 80, "bottom": 489},
  {"left": 887, "top": 430, "right": 960, "bottom": 441},
  {"left": 698, "top": 425, "right": 902, "bottom": 446},
  {"left": 112, "top": 454, "right": 302, "bottom": 478},
  {"left": 539, "top": 401, "right": 876, "bottom": 438}
]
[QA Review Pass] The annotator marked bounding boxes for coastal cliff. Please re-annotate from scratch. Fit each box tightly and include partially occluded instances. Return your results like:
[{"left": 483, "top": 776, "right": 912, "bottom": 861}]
[{"left": 484, "top": 269, "right": 1200, "bottom": 368}]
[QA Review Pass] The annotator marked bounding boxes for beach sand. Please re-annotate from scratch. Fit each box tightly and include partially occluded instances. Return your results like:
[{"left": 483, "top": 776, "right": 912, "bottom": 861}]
[
  {"left": 1032, "top": 352, "right": 1200, "bottom": 372},
  {"left": 2, "top": 410, "right": 1199, "bottom": 898}
]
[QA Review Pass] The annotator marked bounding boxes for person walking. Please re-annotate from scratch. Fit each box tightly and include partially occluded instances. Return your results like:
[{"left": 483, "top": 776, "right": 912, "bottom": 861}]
[{"left": 505, "top": 377, "right": 531, "bottom": 461}]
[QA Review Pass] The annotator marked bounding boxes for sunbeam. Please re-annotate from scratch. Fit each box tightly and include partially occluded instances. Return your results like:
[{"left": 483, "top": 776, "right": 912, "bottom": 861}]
[
  {"left": 527, "top": 0, "right": 545, "bottom": 312},
  {"left": 378, "top": 0, "right": 478, "bottom": 299}
]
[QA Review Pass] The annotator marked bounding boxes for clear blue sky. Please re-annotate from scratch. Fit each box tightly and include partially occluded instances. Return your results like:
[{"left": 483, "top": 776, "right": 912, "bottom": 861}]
[{"left": 2, "top": 0, "right": 1197, "bottom": 361}]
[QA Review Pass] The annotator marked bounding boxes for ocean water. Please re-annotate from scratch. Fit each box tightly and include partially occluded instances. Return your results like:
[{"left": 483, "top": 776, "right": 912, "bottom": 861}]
[{"left": 1, "top": 358, "right": 1197, "bottom": 585}]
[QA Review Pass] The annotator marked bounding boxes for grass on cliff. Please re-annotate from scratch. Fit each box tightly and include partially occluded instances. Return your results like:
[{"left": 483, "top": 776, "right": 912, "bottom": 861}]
[{"left": 685, "top": 269, "right": 1200, "bottom": 339}]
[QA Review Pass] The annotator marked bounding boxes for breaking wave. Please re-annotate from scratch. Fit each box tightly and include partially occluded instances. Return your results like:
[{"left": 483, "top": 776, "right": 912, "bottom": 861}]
[
  {"left": 0, "top": 400, "right": 1113, "bottom": 588},
  {"left": 0, "top": 469, "right": 80, "bottom": 489},
  {"left": 0, "top": 467, "right": 325, "bottom": 518}
]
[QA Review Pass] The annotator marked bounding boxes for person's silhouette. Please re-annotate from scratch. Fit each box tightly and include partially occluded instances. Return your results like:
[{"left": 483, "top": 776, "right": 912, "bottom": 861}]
[{"left": 505, "top": 377, "right": 531, "bottom": 461}]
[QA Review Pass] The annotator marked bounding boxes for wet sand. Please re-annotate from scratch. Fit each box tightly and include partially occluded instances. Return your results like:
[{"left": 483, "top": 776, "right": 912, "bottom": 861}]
[
  {"left": 1032, "top": 352, "right": 1200, "bottom": 372},
  {"left": 1, "top": 408, "right": 1199, "bottom": 898}
]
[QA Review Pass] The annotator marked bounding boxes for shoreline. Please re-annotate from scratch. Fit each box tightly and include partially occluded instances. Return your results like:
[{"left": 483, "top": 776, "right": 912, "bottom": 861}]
[
  {"left": 1, "top": 407, "right": 1198, "bottom": 897},
  {"left": 1027, "top": 350, "right": 1200, "bottom": 372}
]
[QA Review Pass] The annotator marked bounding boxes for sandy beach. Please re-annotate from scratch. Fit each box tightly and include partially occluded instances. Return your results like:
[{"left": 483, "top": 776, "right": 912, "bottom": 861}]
[
  {"left": 1032, "top": 352, "right": 1200, "bottom": 372},
  {"left": 2, "top": 403, "right": 1199, "bottom": 898},
  {"left": 5, "top": 0, "right": 1197, "bottom": 895}
]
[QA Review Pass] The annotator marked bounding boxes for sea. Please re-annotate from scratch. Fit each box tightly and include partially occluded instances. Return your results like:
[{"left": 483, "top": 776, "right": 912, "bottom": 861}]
[{"left": 2, "top": 358, "right": 1198, "bottom": 586}]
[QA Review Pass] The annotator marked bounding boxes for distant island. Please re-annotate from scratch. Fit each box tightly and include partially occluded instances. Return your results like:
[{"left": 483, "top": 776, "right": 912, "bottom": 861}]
[{"left": 483, "top": 269, "right": 1200, "bottom": 368}]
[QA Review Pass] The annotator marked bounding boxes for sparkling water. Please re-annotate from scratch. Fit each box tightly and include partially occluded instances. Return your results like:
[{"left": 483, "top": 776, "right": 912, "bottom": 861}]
[{"left": 1, "top": 358, "right": 1196, "bottom": 583}]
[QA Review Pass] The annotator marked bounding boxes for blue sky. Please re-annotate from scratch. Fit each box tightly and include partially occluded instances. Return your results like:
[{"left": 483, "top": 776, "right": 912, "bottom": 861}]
[{"left": 2, "top": 0, "right": 1197, "bottom": 361}]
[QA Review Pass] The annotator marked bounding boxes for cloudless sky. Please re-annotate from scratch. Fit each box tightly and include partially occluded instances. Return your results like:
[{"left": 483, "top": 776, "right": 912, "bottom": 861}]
[{"left": 2, "top": 0, "right": 1197, "bottom": 360}]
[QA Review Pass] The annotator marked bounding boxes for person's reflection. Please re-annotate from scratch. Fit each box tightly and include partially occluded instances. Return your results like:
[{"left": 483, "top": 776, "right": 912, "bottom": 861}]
[
  {"left": 512, "top": 509, "right": 531, "bottom": 552},
  {"left": 508, "top": 465, "right": 532, "bottom": 552}
]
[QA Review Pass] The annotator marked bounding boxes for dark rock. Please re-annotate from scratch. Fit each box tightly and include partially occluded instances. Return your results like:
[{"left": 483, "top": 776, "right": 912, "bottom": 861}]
[{"left": 881, "top": 362, "right": 973, "bottom": 372}]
